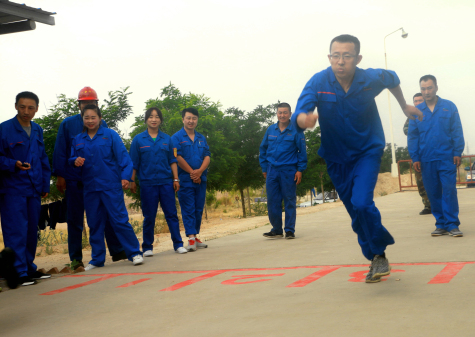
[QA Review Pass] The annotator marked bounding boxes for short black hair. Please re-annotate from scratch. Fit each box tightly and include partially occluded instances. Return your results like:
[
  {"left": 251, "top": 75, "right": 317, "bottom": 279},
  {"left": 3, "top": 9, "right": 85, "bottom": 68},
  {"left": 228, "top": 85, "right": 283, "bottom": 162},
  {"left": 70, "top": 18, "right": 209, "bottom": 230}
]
[
  {"left": 329, "top": 34, "right": 360, "bottom": 55},
  {"left": 277, "top": 102, "right": 291, "bottom": 113},
  {"left": 420, "top": 75, "right": 437, "bottom": 87},
  {"left": 82, "top": 104, "right": 102, "bottom": 118},
  {"left": 181, "top": 107, "right": 199, "bottom": 119},
  {"left": 144, "top": 107, "right": 163, "bottom": 123},
  {"left": 15, "top": 91, "right": 39, "bottom": 106},
  {"left": 413, "top": 93, "right": 423, "bottom": 100}
]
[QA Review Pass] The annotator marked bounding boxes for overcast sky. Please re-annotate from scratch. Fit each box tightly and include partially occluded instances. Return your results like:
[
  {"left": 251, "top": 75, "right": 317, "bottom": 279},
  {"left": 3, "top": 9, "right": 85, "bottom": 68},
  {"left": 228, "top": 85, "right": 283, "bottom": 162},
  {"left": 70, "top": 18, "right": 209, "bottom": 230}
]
[{"left": 2, "top": 0, "right": 474, "bottom": 152}]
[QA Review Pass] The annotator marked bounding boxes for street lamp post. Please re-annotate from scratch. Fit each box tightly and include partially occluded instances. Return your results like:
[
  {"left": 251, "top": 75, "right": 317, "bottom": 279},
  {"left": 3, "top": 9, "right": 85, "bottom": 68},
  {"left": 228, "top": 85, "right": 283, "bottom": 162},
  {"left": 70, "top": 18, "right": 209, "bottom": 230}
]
[{"left": 384, "top": 27, "right": 408, "bottom": 178}]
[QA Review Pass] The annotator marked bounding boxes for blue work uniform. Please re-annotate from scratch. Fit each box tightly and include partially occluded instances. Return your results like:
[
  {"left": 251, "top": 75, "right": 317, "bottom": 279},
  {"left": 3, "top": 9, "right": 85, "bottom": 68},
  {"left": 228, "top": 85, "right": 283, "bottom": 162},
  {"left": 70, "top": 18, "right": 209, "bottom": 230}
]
[
  {"left": 171, "top": 128, "right": 210, "bottom": 236},
  {"left": 291, "top": 66, "right": 399, "bottom": 260},
  {"left": 408, "top": 97, "right": 464, "bottom": 231},
  {"left": 53, "top": 114, "right": 123, "bottom": 262},
  {"left": 69, "top": 126, "right": 141, "bottom": 267},
  {"left": 0, "top": 116, "right": 51, "bottom": 278},
  {"left": 259, "top": 122, "right": 307, "bottom": 234},
  {"left": 129, "top": 129, "right": 184, "bottom": 251}
]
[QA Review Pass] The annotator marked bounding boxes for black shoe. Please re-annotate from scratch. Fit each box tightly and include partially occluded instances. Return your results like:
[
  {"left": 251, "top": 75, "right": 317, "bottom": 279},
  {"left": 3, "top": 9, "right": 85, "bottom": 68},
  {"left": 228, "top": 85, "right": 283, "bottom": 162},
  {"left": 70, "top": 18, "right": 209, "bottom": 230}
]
[
  {"left": 112, "top": 251, "right": 127, "bottom": 262},
  {"left": 72, "top": 261, "right": 85, "bottom": 270},
  {"left": 19, "top": 276, "right": 37, "bottom": 286},
  {"left": 285, "top": 232, "right": 295, "bottom": 239},
  {"left": 31, "top": 271, "right": 52, "bottom": 280},
  {"left": 419, "top": 208, "right": 431, "bottom": 215},
  {"left": 263, "top": 231, "right": 283, "bottom": 239},
  {"left": 0, "top": 248, "right": 20, "bottom": 289}
]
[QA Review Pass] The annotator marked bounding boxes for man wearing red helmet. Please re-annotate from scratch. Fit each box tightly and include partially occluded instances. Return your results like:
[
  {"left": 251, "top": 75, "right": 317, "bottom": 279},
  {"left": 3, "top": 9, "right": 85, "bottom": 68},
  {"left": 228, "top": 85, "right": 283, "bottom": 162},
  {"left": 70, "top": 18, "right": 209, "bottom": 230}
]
[{"left": 53, "top": 87, "right": 126, "bottom": 269}]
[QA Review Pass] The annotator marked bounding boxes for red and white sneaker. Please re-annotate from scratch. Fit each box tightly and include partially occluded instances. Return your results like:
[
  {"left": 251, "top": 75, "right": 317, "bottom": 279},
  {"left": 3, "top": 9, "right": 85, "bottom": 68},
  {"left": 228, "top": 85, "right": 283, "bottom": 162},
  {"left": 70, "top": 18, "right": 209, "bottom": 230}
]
[
  {"left": 195, "top": 238, "right": 208, "bottom": 248},
  {"left": 187, "top": 239, "right": 197, "bottom": 252}
]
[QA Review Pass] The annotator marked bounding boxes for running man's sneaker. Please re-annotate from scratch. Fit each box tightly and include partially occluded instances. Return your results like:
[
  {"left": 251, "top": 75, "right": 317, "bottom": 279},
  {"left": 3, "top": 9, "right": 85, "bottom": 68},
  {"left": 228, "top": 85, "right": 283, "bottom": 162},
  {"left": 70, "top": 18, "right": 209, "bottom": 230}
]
[
  {"left": 285, "top": 232, "right": 295, "bottom": 239},
  {"left": 263, "top": 231, "right": 283, "bottom": 239},
  {"left": 431, "top": 228, "right": 449, "bottom": 236},
  {"left": 112, "top": 251, "right": 128, "bottom": 262},
  {"left": 449, "top": 227, "right": 463, "bottom": 237},
  {"left": 365, "top": 265, "right": 380, "bottom": 283},
  {"left": 133, "top": 255, "right": 144, "bottom": 265},
  {"left": 143, "top": 250, "right": 154, "bottom": 257},
  {"left": 19, "top": 276, "right": 37, "bottom": 286},
  {"left": 85, "top": 264, "right": 98, "bottom": 271},
  {"left": 31, "top": 271, "right": 51, "bottom": 280},
  {"left": 371, "top": 255, "right": 391, "bottom": 280},
  {"left": 187, "top": 239, "right": 197, "bottom": 252},
  {"left": 195, "top": 238, "right": 208, "bottom": 248},
  {"left": 419, "top": 208, "right": 431, "bottom": 215},
  {"left": 176, "top": 247, "right": 188, "bottom": 254}
]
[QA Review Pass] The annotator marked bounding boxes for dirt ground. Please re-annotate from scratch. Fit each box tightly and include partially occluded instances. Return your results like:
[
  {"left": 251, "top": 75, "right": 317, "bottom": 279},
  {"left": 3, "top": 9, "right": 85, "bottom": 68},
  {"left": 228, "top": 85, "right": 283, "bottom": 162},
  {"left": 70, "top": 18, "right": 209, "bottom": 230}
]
[{"left": 1, "top": 172, "right": 420, "bottom": 272}]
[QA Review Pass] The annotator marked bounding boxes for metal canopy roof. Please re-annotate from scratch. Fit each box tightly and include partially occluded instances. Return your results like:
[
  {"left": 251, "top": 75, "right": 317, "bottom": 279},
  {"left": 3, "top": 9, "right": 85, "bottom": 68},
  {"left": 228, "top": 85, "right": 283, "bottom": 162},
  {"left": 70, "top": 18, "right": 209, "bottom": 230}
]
[{"left": 0, "top": 0, "right": 55, "bottom": 35}]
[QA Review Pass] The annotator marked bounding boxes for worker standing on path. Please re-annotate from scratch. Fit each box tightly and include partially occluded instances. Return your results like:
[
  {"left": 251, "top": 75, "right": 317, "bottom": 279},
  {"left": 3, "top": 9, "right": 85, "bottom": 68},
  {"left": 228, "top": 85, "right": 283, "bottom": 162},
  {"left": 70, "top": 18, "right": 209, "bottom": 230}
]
[
  {"left": 403, "top": 93, "right": 431, "bottom": 215},
  {"left": 172, "top": 108, "right": 210, "bottom": 252},
  {"left": 129, "top": 107, "right": 187, "bottom": 255},
  {"left": 260, "top": 102, "right": 307, "bottom": 239},
  {"left": 292, "top": 34, "right": 423, "bottom": 283},
  {"left": 69, "top": 105, "right": 143, "bottom": 270},
  {"left": 408, "top": 75, "right": 464, "bottom": 237},
  {"left": 0, "top": 92, "right": 52, "bottom": 286},
  {"left": 53, "top": 87, "right": 126, "bottom": 270}
]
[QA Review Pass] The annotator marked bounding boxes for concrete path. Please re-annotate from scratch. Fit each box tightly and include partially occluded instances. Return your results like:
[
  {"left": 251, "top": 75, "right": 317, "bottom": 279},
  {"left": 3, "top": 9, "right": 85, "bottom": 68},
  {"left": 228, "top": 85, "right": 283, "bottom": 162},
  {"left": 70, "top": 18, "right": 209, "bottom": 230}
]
[{"left": 1, "top": 189, "right": 475, "bottom": 337}]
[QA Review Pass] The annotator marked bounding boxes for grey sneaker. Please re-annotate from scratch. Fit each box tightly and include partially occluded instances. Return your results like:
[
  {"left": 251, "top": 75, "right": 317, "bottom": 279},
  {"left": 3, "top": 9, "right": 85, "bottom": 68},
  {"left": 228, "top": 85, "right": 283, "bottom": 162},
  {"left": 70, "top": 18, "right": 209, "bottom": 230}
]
[
  {"left": 431, "top": 228, "right": 449, "bottom": 236},
  {"left": 371, "top": 255, "right": 391, "bottom": 280},
  {"left": 449, "top": 227, "right": 463, "bottom": 237},
  {"left": 365, "top": 265, "right": 380, "bottom": 283}
]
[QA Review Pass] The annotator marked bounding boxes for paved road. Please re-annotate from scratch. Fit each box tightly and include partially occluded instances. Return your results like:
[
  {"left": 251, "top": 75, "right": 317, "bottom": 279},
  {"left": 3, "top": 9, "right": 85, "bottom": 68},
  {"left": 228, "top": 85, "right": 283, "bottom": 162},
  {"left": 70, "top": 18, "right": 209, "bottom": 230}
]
[{"left": 1, "top": 189, "right": 474, "bottom": 337}]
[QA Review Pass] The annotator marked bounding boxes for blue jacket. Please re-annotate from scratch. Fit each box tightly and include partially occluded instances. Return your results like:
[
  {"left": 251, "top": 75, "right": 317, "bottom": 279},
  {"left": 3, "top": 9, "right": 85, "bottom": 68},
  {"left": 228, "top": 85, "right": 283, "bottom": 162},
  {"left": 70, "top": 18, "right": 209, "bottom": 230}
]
[
  {"left": 129, "top": 130, "right": 177, "bottom": 186},
  {"left": 259, "top": 122, "right": 307, "bottom": 172},
  {"left": 68, "top": 126, "right": 133, "bottom": 192},
  {"left": 53, "top": 114, "right": 108, "bottom": 181},
  {"left": 408, "top": 97, "right": 464, "bottom": 163},
  {"left": 171, "top": 128, "right": 211, "bottom": 187},
  {"left": 0, "top": 116, "right": 51, "bottom": 196},
  {"left": 291, "top": 66, "right": 400, "bottom": 164}
]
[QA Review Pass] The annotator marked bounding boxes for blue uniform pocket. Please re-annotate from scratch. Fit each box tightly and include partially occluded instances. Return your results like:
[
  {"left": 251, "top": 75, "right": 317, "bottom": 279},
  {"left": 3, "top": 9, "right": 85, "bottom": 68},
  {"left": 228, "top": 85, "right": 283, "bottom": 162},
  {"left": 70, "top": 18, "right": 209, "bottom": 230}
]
[
  {"left": 438, "top": 116, "right": 450, "bottom": 135},
  {"left": 317, "top": 94, "right": 337, "bottom": 119}
]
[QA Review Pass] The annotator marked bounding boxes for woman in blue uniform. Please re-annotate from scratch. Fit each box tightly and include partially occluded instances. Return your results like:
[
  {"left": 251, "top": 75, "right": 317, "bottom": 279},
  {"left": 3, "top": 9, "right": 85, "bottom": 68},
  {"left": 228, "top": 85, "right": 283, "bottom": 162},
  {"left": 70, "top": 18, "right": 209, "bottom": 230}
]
[
  {"left": 69, "top": 105, "right": 143, "bottom": 270},
  {"left": 129, "top": 107, "right": 187, "bottom": 256}
]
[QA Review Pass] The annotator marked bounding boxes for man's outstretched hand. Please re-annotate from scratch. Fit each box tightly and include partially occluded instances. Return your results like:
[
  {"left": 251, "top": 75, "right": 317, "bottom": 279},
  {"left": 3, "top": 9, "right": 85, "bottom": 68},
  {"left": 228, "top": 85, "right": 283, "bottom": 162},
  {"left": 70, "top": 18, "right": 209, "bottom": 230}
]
[
  {"left": 296, "top": 112, "right": 318, "bottom": 129},
  {"left": 403, "top": 105, "right": 423, "bottom": 121}
]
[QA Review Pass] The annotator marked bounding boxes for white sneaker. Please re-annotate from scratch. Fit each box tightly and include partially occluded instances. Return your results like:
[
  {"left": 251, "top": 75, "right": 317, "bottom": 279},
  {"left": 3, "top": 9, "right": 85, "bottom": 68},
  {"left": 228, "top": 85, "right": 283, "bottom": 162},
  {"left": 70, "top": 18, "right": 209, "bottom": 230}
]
[
  {"left": 143, "top": 250, "right": 154, "bottom": 257},
  {"left": 85, "top": 264, "right": 97, "bottom": 271},
  {"left": 175, "top": 247, "right": 188, "bottom": 254},
  {"left": 187, "top": 239, "right": 197, "bottom": 252},
  {"left": 133, "top": 255, "right": 144, "bottom": 265},
  {"left": 195, "top": 238, "right": 208, "bottom": 248}
]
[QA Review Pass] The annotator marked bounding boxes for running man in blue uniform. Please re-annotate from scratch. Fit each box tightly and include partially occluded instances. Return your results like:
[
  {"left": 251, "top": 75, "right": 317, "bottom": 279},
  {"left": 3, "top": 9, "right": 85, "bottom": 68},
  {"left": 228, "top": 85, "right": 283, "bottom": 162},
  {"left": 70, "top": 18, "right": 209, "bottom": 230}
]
[
  {"left": 291, "top": 34, "right": 423, "bottom": 283},
  {"left": 53, "top": 87, "right": 125, "bottom": 269},
  {"left": 172, "top": 108, "right": 210, "bottom": 252},
  {"left": 408, "top": 75, "right": 464, "bottom": 237},
  {"left": 0, "top": 92, "right": 51, "bottom": 286},
  {"left": 260, "top": 102, "right": 307, "bottom": 239}
]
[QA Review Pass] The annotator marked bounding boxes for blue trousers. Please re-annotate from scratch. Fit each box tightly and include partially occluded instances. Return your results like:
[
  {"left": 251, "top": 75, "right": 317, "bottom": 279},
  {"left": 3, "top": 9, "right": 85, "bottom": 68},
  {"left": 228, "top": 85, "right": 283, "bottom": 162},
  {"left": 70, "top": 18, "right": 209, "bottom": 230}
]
[
  {"left": 421, "top": 160, "right": 460, "bottom": 231},
  {"left": 140, "top": 183, "right": 184, "bottom": 251},
  {"left": 66, "top": 180, "right": 123, "bottom": 262},
  {"left": 266, "top": 167, "right": 297, "bottom": 234},
  {"left": 83, "top": 189, "right": 142, "bottom": 267},
  {"left": 0, "top": 194, "right": 40, "bottom": 278},
  {"left": 178, "top": 182, "right": 207, "bottom": 236},
  {"left": 327, "top": 156, "right": 395, "bottom": 260}
]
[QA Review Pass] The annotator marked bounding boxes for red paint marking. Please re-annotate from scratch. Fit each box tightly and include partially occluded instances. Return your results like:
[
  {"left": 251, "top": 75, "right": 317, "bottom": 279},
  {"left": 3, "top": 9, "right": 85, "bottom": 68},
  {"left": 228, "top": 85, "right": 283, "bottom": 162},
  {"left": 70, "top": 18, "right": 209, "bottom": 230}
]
[
  {"left": 117, "top": 278, "right": 151, "bottom": 288},
  {"left": 140, "top": 146, "right": 151, "bottom": 149},
  {"left": 40, "top": 275, "right": 119, "bottom": 295},
  {"left": 428, "top": 263, "right": 467, "bottom": 284},
  {"left": 286, "top": 266, "right": 341, "bottom": 288},
  {"left": 348, "top": 269, "right": 405, "bottom": 283},
  {"left": 221, "top": 274, "right": 285, "bottom": 285},
  {"left": 159, "top": 270, "right": 227, "bottom": 292},
  {"left": 317, "top": 92, "right": 336, "bottom": 95}
]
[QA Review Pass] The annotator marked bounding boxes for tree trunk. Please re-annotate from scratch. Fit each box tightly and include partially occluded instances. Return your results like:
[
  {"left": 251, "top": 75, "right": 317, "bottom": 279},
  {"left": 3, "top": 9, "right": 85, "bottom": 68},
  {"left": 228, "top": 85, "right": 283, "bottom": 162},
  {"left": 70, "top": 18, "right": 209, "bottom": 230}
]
[
  {"left": 321, "top": 181, "right": 325, "bottom": 204},
  {"left": 246, "top": 187, "right": 252, "bottom": 216},
  {"left": 204, "top": 202, "right": 208, "bottom": 220},
  {"left": 240, "top": 188, "right": 246, "bottom": 218},
  {"left": 82, "top": 214, "right": 88, "bottom": 242}
]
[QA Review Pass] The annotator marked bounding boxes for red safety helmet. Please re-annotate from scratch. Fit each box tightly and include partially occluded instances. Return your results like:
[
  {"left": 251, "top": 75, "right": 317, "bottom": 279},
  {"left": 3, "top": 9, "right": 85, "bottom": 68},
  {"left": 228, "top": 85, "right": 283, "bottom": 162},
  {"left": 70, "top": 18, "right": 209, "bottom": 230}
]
[{"left": 78, "top": 87, "right": 98, "bottom": 101}]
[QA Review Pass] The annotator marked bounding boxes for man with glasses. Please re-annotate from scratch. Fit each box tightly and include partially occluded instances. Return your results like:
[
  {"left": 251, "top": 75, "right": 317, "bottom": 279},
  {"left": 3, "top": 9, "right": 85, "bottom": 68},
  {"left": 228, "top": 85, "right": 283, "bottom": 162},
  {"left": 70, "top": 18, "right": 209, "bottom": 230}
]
[
  {"left": 292, "top": 34, "right": 423, "bottom": 283},
  {"left": 403, "top": 93, "right": 431, "bottom": 215},
  {"left": 408, "top": 75, "right": 464, "bottom": 237}
]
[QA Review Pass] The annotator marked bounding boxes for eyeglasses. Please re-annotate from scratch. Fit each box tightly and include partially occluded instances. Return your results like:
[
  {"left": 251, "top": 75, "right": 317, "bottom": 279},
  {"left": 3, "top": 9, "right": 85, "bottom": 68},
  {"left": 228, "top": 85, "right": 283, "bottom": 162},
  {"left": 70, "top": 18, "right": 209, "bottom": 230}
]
[{"left": 329, "top": 54, "right": 356, "bottom": 61}]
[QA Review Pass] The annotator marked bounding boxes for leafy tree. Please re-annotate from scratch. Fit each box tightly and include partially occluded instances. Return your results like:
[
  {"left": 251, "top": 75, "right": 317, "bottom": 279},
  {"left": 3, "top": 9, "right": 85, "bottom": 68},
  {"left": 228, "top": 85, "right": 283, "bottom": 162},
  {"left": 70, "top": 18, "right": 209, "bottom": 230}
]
[
  {"left": 380, "top": 143, "right": 411, "bottom": 174},
  {"left": 34, "top": 87, "right": 134, "bottom": 201}
]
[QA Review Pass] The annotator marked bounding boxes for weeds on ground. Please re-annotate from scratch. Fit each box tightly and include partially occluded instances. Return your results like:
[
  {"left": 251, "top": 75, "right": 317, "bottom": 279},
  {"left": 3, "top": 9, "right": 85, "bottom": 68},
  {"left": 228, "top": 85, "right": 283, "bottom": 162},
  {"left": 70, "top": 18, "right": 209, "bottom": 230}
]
[{"left": 251, "top": 201, "right": 268, "bottom": 216}]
